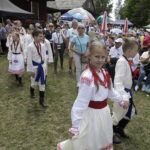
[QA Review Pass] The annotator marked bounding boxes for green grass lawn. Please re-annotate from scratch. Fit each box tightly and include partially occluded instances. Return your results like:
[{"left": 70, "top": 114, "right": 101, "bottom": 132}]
[{"left": 0, "top": 55, "right": 149, "bottom": 150}]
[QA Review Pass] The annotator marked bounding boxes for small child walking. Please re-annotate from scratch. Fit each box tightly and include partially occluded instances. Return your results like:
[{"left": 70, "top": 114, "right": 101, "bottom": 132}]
[{"left": 8, "top": 32, "right": 25, "bottom": 85}]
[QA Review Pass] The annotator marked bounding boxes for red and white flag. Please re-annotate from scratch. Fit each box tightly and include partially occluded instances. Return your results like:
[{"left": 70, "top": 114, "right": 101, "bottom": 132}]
[
  {"left": 101, "top": 11, "right": 108, "bottom": 35},
  {"left": 123, "top": 18, "right": 128, "bottom": 33}
]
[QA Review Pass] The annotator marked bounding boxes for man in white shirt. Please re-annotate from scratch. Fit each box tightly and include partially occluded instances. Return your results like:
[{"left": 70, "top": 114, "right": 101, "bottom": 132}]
[
  {"left": 107, "top": 38, "right": 123, "bottom": 82},
  {"left": 109, "top": 38, "right": 123, "bottom": 59},
  {"left": 67, "top": 20, "right": 78, "bottom": 73}
]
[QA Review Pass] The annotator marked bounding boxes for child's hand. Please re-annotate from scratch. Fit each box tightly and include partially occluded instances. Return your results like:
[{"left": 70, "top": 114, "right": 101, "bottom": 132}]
[
  {"left": 68, "top": 131, "right": 75, "bottom": 139},
  {"left": 119, "top": 101, "right": 129, "bottom": 109},
  {"left": 68, "top": 127, "right": 79, "bottom": 138},
  {"left": 122, "top": 101, "right": 129, "bottom": 109}
]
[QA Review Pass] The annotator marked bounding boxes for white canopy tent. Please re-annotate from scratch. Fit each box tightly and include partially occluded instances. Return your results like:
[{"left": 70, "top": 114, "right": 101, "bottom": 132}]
[{"left": 0, "top": 0, "right": 33, "bottom": 17}]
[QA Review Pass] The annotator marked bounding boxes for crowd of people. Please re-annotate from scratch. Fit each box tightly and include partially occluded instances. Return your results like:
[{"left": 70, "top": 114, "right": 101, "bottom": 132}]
[{"left": 0, "top": 18, "right": 150, "bottom": 150}]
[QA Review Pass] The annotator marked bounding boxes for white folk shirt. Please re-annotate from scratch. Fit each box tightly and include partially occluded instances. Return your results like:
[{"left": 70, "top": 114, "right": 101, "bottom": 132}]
[
  {"left": 71, "top": 68, "right": 123, "bottom": 128},
  {"left": 24, "top": 34, "right": 33, "bottom": 51},
  {"left": 27, "top": 42, "right": 47, "bottom": 72},
  {"left": 52, "top": 32, "right": 64, "bottom": 44},
  {"left": 114, "top": 56, "right": 132, "bottom": 101},
  {"left": 109, "top": 46, "right": 123, "bottom": 58},
  {"left": 24, "top": 34, "right": 34, "bottom": 60},
  {"left": 7, "top": 41, "right": 24, "bottom": 62},
  {"left": 41, "top": 39, "right": 53, "bottom": 63}
]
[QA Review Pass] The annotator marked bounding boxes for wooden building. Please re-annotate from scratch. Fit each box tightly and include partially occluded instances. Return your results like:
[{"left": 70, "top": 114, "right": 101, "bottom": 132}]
[{"left": 10, "top": 0, "right": 49, "bottom": 22}]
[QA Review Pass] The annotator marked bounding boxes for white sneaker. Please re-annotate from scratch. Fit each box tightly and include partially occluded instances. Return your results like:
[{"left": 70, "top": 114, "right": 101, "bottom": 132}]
[
  {"left": 142, "top": 85, "right": 146, "bottom": 92},
  {"left": 134, "top": 85, "right": 139, "bottom": 91}
]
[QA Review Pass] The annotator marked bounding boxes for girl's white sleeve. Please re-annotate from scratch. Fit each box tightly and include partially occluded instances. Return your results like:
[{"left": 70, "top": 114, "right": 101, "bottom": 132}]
[
  {"left": 108, "top": 79, "right": 123, "bottom": 102},
  {"left": 7, "top": 47, "right": 12, "bottom": 62},
  {"left": 71, "top": 76, "right": 93, "bottom": 128}
]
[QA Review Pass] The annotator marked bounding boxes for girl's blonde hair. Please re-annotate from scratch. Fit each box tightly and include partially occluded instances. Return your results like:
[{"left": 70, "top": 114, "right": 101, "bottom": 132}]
[
  {"left": 77, "top": 23, "right": 85, "bottom": 29},
  {"left": 12, "top": 32, "right": 20, "bottom": 39},
  {"left": 88, "top": 40, "right": 107, "bottom": 55}
]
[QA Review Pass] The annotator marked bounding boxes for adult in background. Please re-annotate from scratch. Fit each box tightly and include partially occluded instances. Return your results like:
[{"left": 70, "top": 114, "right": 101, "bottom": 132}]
[
  {"left": 70, "top": 24, "right": 89, "bottom": 87},
  {"left": 62, "top": 22, "right": 70, "bottom": 54},
  {"left": 0, "top": 23, "right": 7, "bottom": 53},
  {"left": 44, "top": 23, "right": 54, "bottom": 56},
  {"left": 5, "top": 19, "right": 13, "bottom": 34},
  {"left": 135, "top": 44, "right": 150, "bottom": 91},
  {"left": 107, "top": 38, "right": 123, "bottom": 83},
  {"left": 52, "top": 25, "right": 65, "bottom": 73},
  {"left": 140, "top": 29, "right": 150, "bottom": 55},
  {"left": 68, "top": 20, "right": 78, "bottom": 73}
]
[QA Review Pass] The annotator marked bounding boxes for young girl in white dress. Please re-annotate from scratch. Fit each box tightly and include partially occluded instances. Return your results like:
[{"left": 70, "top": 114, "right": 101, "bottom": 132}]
[
  {"left": 57, "top": 41, "right": 129, "bottom": 150},
  {"left": 8, "top": 32, "right": 25, "bottom": 85}
]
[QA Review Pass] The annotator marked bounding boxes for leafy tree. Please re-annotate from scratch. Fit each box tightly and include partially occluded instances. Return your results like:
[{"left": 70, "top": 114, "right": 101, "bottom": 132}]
[
  {"left": 94, "top": 0, "right": 113, "bottom": 17},
  {"left": 119, "top": 0, "right": 150, "bottom": 27}
]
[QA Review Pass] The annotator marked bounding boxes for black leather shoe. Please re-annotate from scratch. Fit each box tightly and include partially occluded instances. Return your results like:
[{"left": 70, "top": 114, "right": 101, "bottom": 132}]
[
  {"left": 39, "top": 91, "right": 48, "bottom": 108},
  {"left": 18, "top": 77, "right": 23, "bottom": 86},
  {"left": 113, "top": 135, "right": 122, "bottom": 144},
  {"left": 40, "top": 101, "right": 48, "bottom": 108},
  {"left": 30, "top": 87, "right": 35, "bottom": 98},
  {"left": 117, "top": 128, "right": 129, "bottom": 138},
  {"left": 117, "top": 119, "right": 130, "bottom": 138}
]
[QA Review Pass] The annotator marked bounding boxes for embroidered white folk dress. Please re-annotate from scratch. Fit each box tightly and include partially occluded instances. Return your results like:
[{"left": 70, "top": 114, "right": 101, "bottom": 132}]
[
  {"left": 8, "top": 41, "right": 25, "bottom": 75},
  {"left": 57, "top": 68, "right": 123, "bottom": 150}
]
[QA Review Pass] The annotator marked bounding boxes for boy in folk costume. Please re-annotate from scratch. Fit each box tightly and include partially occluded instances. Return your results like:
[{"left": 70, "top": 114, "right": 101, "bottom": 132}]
[
  {"left": 112, "top": 39, "right": 139, "bottom": 141},
  {"left": 8, "top": 32, "right": 25, "bottom": 85},
  {"left": 41, "top": 33, "right": 54, "bottom": 82},
  {"left": 27, "top": 30, "right": 48, "bottom": 107},
  {"left": 57, "top": 41, "right": 129, "bottom": 150}
]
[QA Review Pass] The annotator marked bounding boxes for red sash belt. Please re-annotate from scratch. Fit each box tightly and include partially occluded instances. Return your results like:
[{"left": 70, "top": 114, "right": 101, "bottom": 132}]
[{"left": 88, "top": 99, "right": 107, "bottom": 109}]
